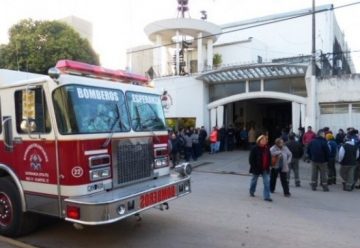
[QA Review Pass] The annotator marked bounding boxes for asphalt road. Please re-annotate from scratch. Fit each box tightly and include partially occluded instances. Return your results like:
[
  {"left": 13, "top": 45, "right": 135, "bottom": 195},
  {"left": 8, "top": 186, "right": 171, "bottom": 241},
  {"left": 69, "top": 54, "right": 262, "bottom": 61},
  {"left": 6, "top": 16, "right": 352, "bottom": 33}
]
[{"left": 6, "top": 151, "right": 360, "bottom": 248}]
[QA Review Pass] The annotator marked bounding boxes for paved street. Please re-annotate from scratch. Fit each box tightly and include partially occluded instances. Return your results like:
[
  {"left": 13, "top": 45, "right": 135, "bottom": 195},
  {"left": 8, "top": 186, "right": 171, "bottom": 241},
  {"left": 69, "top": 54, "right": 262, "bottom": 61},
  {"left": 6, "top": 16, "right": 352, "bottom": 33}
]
[{"left": 6, "top": 150, "right": 360, "bottom": 248}]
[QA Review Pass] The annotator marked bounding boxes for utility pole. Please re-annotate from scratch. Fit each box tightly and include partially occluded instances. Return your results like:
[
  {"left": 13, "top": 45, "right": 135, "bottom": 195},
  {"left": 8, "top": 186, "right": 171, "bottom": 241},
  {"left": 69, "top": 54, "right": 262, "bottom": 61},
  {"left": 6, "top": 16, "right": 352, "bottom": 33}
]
[
  {"left": 310, "top": 0, "right": 317, "bottom": 130},
  {"left": 312, "top": 0, "right": 316, "bottom": 75}
]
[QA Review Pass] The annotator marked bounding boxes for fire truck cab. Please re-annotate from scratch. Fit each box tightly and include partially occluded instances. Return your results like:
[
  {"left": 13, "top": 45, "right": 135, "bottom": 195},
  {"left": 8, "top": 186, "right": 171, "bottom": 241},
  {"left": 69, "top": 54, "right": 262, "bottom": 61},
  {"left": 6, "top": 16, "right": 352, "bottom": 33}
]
[{"left": 0, "top": 60, "right": 191, "bottom": 237}]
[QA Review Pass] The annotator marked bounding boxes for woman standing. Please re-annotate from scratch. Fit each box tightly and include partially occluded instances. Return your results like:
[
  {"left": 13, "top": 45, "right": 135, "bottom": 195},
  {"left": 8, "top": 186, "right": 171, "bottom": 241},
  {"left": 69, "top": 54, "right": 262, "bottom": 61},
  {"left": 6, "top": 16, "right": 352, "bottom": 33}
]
[
  {"left": 249, "top": 135, "right": 272, "bottom": 202},
  {"left": 270, "top": 138, "right": 292, "bottom": 197}
]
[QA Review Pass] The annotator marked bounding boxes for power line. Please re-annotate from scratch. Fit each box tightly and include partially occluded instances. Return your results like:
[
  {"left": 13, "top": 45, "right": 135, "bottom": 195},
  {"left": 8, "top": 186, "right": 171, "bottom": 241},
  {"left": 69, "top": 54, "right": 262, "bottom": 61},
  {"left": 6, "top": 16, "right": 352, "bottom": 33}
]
[
  {"left": 331, "top": 1, "right": 360, "bottom": 10},
  {"left": 128, "top": 1, "right": 360, "bottom": 55}
]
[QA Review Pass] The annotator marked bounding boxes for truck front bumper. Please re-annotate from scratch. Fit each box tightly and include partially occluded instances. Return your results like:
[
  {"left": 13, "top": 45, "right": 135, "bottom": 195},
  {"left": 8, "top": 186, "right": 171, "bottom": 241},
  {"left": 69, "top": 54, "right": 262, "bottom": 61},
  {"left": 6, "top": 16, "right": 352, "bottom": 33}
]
[{"left": 64, "top": 175, "right": 191, "bottom": 225}]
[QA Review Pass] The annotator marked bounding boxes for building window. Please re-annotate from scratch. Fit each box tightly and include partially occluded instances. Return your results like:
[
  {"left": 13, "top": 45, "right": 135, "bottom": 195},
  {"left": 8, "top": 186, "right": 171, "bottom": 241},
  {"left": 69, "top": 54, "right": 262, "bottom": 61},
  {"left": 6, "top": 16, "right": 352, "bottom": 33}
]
[
  {"left": 320, "top": 103, "right": 348, "bottom": 114},
  {"left": 264, "top": 79, "right": 290, "bottom": 93},
  {"left": 264, "top": 78, "right": 306, "bottom": 97},
  {"left": 249, "top": 80, "right": 260, "bottom": 92},
  {"left": 209, "top": 82, "right": 245, "bottom": 102},
  {"left": 352, "top": 103, "right": 360, "bottom": 113}
]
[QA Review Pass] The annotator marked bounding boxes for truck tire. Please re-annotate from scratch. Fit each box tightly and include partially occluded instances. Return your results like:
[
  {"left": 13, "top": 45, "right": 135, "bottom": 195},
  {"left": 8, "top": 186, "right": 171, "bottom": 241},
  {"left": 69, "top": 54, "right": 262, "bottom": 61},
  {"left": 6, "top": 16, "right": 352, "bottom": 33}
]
[{"left": 0, "top": 177, "right": 39, "bottom": 237}]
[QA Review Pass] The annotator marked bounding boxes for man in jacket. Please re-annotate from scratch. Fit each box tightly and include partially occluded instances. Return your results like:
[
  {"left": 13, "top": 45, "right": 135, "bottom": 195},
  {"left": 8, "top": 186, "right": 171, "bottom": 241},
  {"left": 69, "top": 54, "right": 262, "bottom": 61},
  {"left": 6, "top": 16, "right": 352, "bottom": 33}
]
[
  {"left": 326, "top": 133, "right": 338, "bottom": 185},
  {"left": 307, "top": 129, "right": 330, "bottom": 191},
  {"left": 219, "top": 126, "right": 227, "bottom": 152},
  {"left": 286, "top": 134, "right": 304, "bottom": 187},
  {"left": 303, "top": 126, "right": 316, "bottom": 162},
  {"left": 239, "top": 127, "right": 249, "bottom": 150},
  {"left": 199, "top": 126, "right": 207, "bottom": 155},
  {"left": 338, "top": 137, "right": 359, "bottom": 191},
  {"left": 169, "top": 132, "right": 180, "bottom": 167},
  {"left": 249, "top": 135, "right": 272, "bottom": 202},
  {"left": 335, "top": 129, "right": 345, "bottom": 145},
  {"left": 227, "top": 124, "right": 235, "bottom": 151}
]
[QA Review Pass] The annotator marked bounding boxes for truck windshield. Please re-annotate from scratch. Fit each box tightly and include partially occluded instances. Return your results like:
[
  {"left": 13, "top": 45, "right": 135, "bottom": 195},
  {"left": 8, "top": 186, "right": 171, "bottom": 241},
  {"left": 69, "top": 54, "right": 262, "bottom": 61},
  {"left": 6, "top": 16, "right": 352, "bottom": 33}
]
[
  {"left": 126, "top": 91, "right": 166, "bottom": 131},
  {"left": 53, "top": 85, "right": 130, "bottom": 134}
]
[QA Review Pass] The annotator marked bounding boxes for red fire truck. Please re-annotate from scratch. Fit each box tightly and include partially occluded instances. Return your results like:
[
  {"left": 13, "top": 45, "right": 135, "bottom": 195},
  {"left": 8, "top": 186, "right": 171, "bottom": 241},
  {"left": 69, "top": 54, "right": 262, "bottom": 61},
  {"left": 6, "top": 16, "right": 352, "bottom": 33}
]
[{"left": 0, "top": 60, "right": 191, "bottom": 237}]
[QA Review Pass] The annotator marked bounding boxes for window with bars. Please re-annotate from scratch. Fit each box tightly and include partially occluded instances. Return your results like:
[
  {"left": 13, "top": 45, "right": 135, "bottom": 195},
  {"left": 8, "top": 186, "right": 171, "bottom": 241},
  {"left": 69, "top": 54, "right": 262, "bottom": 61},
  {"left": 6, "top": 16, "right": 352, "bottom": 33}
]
[{"left": 320, "top": 103, "right": 349, "bottom": 114}]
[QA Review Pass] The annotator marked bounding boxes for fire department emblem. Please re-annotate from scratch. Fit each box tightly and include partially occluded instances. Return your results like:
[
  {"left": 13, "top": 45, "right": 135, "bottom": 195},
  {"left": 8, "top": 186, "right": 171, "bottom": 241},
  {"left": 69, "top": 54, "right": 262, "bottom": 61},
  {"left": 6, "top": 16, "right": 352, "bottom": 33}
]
[
  {"left": 23, "top": 143, "right": 49, "bottom": 171},
  {"left": 30, "top": 154, "right": 42, "bottom": 171}
]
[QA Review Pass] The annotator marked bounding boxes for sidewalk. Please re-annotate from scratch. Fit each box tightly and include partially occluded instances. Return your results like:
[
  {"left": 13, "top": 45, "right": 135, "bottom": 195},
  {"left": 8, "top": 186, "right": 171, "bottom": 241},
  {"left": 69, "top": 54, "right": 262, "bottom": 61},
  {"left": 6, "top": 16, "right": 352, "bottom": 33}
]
[{"left": 190, "top": 149, "right": 339, "bottom": 184}]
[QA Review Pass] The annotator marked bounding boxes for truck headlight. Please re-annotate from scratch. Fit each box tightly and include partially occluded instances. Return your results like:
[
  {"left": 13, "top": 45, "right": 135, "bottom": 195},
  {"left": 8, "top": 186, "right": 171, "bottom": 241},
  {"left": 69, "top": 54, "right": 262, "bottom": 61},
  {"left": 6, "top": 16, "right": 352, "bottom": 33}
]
[
  {"left": 90, "top": 167, "right": 111, "bottom": 181},
  {"left": 154, "top": 157, "right": 168, "bottom": 169}
]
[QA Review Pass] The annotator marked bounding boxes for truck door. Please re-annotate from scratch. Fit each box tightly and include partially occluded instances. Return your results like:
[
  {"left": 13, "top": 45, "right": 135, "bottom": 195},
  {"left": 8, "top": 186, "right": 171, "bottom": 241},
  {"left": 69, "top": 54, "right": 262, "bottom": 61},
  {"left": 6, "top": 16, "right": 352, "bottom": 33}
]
[{"left": 12, "top": 86, "right": 58, "bottom": 214}]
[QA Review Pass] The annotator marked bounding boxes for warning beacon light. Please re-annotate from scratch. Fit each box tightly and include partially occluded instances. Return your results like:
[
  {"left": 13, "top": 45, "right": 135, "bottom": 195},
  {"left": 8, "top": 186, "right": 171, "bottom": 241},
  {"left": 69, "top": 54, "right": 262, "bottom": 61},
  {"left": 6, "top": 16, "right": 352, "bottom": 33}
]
[{"left": 53, "top": 60, "right": 149, "bottom": 86}]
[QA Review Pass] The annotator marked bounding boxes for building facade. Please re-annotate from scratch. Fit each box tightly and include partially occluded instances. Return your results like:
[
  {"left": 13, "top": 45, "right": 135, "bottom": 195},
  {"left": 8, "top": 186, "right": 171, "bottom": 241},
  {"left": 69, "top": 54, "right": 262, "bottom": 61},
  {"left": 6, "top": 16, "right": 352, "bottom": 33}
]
[
  {"left": 60, "top": 16, "right": 93, "bottom": 45},
  {"left": 127, "top": 4, "right": 357, "bottom": 137}
]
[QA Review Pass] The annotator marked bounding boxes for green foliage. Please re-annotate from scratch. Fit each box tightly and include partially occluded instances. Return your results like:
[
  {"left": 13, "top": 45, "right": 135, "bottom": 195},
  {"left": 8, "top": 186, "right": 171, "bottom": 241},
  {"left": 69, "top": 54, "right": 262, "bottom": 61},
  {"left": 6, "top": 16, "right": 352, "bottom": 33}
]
[
  {"left": 213, "top": 53, "right": 222, "bottom": 67},
  {"left": 0, "top": 19, "right": 99, "bottom": 74}
]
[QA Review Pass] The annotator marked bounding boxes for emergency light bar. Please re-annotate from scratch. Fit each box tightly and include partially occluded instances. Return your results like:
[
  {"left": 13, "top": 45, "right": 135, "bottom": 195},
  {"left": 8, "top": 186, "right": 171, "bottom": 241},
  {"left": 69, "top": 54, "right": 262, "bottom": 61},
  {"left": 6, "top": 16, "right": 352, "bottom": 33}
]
[{"left": 55, "top": 60, "right": 149, "bottom": 85}]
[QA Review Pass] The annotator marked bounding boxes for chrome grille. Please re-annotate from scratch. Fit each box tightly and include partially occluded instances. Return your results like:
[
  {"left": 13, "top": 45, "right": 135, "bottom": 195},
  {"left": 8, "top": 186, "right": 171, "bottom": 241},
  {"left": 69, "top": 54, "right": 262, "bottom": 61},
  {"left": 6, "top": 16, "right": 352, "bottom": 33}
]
[{"left": 114, "top": 138, "right": 153, "bottom": 185}]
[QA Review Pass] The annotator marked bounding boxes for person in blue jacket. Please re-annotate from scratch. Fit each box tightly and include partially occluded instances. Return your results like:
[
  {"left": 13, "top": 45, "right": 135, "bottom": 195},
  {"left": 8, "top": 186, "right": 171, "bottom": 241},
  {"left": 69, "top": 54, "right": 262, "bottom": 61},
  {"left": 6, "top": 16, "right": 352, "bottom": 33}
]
[{"left": 307, "top": 129, "right": 330, "bottom": 191}]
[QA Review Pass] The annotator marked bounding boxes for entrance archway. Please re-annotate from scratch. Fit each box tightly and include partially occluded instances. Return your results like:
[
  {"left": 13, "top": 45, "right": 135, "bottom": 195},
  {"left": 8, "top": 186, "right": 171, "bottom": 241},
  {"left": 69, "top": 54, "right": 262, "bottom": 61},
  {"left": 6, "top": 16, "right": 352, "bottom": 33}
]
[{"left": 208, "top": 91, "right": 307, "bottom": 143}]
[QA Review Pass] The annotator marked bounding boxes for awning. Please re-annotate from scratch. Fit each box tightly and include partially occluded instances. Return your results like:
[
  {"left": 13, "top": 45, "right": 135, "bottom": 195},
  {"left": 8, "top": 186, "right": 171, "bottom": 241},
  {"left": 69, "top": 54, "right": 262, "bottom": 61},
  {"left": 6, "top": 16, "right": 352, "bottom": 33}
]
[{"left": 197, "top": 63, "right": 308, "bottom": 84}]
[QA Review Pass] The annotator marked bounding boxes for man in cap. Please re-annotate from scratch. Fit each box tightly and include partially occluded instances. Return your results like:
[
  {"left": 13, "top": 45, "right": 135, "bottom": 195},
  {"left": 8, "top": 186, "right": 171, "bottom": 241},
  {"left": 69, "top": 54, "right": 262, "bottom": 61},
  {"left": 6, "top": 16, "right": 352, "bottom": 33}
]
[{"left": 249, "top": 135, "right": 273, "bottom": 202}]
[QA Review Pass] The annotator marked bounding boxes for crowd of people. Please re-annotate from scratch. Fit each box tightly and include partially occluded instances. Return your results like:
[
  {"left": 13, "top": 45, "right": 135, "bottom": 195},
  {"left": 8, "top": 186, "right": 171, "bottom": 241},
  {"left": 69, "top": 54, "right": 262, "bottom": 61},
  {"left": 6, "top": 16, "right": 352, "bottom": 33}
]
[
  {"left": 168, "top": 124, "right": 250, "bottom": 166},
  {"left": 168, "top": 124, "right": 360, "bottom": 202},
  {"left": 249, "top": 126, "right": 360, "bottom": 202},
  {"left": 168, "top": 126, "right": 208, "bottom": 166}
]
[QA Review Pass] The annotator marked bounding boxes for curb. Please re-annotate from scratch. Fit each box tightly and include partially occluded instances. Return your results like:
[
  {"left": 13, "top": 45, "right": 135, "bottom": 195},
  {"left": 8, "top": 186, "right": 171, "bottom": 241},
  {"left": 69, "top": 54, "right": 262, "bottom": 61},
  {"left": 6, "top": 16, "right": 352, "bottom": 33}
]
[
  {"left": 0, "top": 236, "right": 37, "bottom": 248},
  {"left": 190, "top": 161, "right": 205, "bottom": 169}
]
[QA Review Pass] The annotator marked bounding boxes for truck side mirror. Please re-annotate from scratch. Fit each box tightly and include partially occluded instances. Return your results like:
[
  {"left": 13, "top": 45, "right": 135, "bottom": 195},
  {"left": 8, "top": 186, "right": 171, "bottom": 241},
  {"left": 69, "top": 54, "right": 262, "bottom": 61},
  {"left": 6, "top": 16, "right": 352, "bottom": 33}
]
[{"left": 3, "top": 116, "right": 13, "bottom": 151}]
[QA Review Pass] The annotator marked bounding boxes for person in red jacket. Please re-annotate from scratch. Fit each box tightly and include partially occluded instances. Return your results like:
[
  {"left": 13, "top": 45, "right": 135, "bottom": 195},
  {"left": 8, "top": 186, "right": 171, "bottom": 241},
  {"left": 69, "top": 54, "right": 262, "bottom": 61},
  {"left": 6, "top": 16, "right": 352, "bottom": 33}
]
[
  {"left": 302, "top": 126, "right": 316, "bottom": 162},
  {"left": 209, "top": 127, "right": 218, "bottom": 154}
]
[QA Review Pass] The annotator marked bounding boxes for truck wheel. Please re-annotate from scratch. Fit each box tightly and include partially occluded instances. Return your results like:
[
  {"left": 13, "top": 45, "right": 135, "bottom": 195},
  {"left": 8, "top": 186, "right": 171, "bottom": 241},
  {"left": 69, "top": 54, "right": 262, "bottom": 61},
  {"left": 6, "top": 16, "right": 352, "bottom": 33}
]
[{"left": 0, "top": 177, "right": 39, "bottom": 237}]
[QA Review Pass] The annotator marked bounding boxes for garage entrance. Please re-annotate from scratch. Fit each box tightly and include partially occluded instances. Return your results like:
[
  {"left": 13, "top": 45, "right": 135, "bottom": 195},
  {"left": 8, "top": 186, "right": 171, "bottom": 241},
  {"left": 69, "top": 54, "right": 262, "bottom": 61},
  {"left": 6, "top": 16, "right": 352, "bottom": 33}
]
[{"left": 224, "top": 98, "right": 292, "bottom": 144}]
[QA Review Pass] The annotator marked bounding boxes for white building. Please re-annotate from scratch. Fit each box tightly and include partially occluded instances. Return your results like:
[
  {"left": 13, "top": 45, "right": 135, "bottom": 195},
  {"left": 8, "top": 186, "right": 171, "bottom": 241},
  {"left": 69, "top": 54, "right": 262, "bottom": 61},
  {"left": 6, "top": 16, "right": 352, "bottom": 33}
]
[
  {"left": 127, "top": 4, "right": 357, "bottom": 139},
  {"left": 60, "top": 16, "right": 93, "bottom": 45}
]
